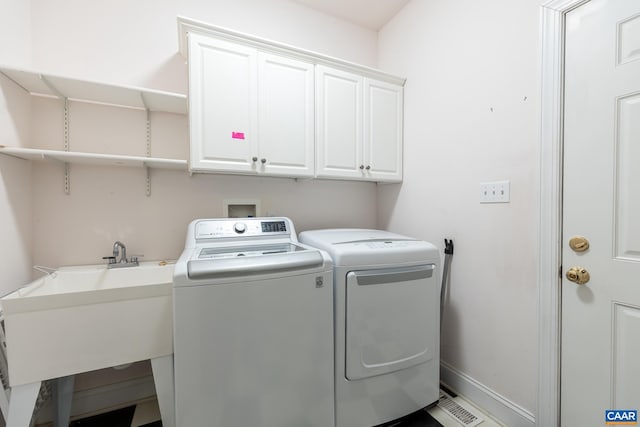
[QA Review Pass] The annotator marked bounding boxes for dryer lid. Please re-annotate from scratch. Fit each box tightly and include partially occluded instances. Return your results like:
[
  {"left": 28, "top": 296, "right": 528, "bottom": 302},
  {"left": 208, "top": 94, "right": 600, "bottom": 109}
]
[
  {"left": 299, "top": 229, "right": 439, "bottom": 267},
  {"left": 300, "top": 228, "right": 408, "bottom": 245}
]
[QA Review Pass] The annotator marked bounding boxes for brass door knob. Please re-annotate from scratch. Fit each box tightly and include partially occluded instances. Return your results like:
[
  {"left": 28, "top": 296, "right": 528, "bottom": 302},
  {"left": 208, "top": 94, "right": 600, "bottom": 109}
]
[
  {"left": 566, "top": 267, "right": 590, "bottom": 285},
  {"left": 569, "top": 236, "right": 590, "bottom": 252}
]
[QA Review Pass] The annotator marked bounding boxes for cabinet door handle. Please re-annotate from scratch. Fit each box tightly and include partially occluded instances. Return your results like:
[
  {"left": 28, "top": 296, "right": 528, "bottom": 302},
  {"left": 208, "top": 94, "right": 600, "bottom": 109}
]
[
  {"left": 252, "top": 157, "right": 258, "bottom": 162},
  {"left": 359, "top": 165, "right": 364, "bottom": 170},
  {"left": 365, "top": 165, "right": 371, "bottom": 170},
  {"left": 261, "top": 158, "right": 267, "bottom": 164}
]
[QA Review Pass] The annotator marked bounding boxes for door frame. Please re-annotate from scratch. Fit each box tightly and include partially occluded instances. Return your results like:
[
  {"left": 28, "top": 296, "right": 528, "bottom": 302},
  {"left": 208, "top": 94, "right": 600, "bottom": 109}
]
[{"left": 538, "top": 0, "right": 591, "bottom": 425}]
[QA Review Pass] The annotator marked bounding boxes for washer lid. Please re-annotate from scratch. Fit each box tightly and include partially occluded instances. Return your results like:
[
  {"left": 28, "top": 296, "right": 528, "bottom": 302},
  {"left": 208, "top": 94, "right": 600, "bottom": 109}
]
[
  {"left": 197, "top": 243, "right": 304, "bottom": 259},
  {"left": 187, "top": 247, "right": 324, "bottom": 280},
  {"left": 299, "top": 229, "right": 439, "bottom": 267}
]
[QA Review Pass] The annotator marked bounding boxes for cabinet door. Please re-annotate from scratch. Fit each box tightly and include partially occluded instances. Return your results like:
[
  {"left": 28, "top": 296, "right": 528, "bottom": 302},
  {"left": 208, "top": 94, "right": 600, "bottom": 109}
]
[
  {"left": 364, "top": 78, "right": 403, "bottom": 182},
  {"left": 315, "top": 65, "right": 363, "bottom": 179},
  {"left": 258, "top": 53, "right": 315, "bottom": 177},
  {"left": 188, "top": 33, "right": 258, "bottom": 173}
]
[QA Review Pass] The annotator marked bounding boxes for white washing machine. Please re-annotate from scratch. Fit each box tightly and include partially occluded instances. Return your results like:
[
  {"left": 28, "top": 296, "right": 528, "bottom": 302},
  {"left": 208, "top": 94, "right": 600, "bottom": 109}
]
[
  {"left": 173, "top": 217, "right": 334, "bottom": 427},
  {"left": 299, "top": 229, "right": 440, "bottom": 427}
]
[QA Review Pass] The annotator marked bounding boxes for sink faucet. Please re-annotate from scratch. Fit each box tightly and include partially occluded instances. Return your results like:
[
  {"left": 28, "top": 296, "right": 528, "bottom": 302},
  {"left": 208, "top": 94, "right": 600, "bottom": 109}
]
[
  {"left": 113, "top": 241, "right": 127, "bottom": 264},
  {"left": 103, "top": 241, "right": 141, "bottom": 269}
]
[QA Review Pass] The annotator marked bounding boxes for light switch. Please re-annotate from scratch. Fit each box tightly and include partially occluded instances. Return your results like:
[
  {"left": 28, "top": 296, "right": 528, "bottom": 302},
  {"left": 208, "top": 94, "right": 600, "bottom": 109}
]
[{"left": 480, "top": 181, "right": 510, "bottom": 203}]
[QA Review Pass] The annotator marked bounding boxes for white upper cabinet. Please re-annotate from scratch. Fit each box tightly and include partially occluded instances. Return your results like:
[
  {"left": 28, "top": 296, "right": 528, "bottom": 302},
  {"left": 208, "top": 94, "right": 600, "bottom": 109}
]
[
  {"left": 364, "top": 78, "right": 403, "bottom": 182},
  {"left": 188, "top": 34, "right": 314, "bottom": 177},
  {"left": 180, "top": 16, "right": 405, "bottom": 182},
  {"left": 315, "top": 66, "right": 364, "bottom": 180},
  {"left": 188, "top": 34, "right": 258, "bottom": 174},
  {"left": 316, "top": 67, "right": 403, "bottom": 183},
  {"left": 258, "top": 53, "right": 315, "bottom": 177}
]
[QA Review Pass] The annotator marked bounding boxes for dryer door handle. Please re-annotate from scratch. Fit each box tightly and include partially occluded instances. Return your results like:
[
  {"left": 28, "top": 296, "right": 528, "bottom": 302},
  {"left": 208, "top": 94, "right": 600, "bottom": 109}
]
[{"left": 353, "top": 264, "right": 435, "bottom": 286}]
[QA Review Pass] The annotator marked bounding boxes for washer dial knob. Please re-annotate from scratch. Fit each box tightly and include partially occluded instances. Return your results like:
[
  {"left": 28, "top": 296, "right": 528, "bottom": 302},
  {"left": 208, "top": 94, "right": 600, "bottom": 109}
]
[{"left": 234, "top": 222, "right": 247, "bottom": 234}]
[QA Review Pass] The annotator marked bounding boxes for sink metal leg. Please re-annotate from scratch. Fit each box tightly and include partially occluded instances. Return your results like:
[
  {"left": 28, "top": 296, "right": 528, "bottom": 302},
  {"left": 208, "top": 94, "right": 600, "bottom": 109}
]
[
  {"left": 151, "top": 355, "right": 175, "bottom": 427},
  {"left": 53, "top": 375, "right": 74, "bottom": 427},
  {"left": 7, "top": 382, "right": 40, "bottom": 427}
]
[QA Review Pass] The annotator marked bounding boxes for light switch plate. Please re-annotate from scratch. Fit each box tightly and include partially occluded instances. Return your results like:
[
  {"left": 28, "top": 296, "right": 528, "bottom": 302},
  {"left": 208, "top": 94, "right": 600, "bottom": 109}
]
[{"left": 480, "top": 181, "right": 510, "bottom": 203}]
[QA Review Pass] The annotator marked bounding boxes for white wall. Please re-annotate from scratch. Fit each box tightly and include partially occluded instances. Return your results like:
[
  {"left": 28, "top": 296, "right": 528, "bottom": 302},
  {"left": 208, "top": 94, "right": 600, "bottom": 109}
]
[
  {"left": 0, "top": 0, "right": 32, "bottom": 297},
  {"left": 30, "top": 0, "right": 378, "bottom": 94},
  {"left": 24, "top": 0, "right": 380, "bottom": 268},
  {"left": 378, "top": 0, "right": 541, "bottom": 417}
]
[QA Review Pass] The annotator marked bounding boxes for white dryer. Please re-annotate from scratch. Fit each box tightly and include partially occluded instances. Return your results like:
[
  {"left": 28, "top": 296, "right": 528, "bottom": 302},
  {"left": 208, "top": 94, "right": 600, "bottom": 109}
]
[{"left": 299, "top": 229, "right": 440, "bottom": 427}]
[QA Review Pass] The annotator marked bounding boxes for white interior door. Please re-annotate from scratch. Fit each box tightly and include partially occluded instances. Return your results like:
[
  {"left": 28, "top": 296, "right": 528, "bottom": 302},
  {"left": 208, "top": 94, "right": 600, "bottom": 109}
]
[{"left": 562, "top": 0, "right": 640, "bottom": 425}]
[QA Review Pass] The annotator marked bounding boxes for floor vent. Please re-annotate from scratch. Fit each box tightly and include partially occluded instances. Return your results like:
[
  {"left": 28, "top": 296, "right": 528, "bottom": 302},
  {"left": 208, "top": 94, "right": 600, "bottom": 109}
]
[{"left": 437, "top": 392, "right": 484, "bottom": 426}]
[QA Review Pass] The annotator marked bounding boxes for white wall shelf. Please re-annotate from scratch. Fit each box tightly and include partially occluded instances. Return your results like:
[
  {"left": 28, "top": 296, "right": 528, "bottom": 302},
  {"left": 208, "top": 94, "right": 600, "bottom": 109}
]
[
  {"left": 0, "top": 66, "right": 189, "bottom": 196},
  {"left": 0, "top": 146, "right": 187, "bottom": 170},
  {"left": 0, "top": 66, "right": 187, "bottom": 113}
]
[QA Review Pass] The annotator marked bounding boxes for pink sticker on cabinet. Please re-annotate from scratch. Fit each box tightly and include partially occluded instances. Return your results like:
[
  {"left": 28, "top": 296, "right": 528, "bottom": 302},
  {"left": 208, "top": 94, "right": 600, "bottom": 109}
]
[{"left": 231, "top": 131, "right": 245, "bottom": 140}]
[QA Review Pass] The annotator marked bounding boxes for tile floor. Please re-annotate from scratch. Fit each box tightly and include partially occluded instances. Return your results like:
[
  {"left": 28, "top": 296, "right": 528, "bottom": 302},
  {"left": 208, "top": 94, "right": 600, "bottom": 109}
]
[{"left": 131, "top": 391, "right": 506, "bottom": 427}]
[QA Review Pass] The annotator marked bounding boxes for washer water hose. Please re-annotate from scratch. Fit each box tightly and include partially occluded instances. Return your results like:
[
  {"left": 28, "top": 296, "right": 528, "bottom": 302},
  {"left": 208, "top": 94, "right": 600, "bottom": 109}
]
[{"left": 440, "top": 239, "right": 454, "bottom": 332}]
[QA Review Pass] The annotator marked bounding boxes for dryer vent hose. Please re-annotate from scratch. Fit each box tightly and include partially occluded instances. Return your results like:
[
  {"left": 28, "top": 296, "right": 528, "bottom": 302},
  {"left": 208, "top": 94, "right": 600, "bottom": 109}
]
[{"left": 440, "top": 239, "right": 454, "bottom": 332}]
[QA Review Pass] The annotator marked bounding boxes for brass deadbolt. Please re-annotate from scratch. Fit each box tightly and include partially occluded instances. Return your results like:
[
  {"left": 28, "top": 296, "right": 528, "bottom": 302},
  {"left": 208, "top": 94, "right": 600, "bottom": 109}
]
[
  {"left": 569, "top": 236, "right": 590, "bottom": 252},
  {"left": 566, "top": 266, "right": 590, "bottom": 285}
]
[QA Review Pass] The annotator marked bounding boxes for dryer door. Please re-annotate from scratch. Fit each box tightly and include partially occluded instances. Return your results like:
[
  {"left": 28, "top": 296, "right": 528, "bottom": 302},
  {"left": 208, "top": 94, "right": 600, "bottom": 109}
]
[{"left": 345, "top": 264, "right": 438, "bottom": 380}]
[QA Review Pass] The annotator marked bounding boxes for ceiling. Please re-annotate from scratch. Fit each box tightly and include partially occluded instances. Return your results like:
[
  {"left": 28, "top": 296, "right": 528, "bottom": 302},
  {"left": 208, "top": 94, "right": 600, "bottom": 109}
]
[{"left": 292, "top": 0, "right": 410, "bottom": 30}]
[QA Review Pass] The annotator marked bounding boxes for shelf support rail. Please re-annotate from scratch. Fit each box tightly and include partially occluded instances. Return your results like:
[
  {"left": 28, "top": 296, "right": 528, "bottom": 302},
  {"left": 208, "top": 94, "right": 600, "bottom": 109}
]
[
  {"left": 141, "top": 93, "right": 151, "bottom": 197},
  {"left": 41, "top": 75, "right": 71, "bottom": 195},
  {"left": 63, "top": 97, "right": 70, "bottom": 194}
]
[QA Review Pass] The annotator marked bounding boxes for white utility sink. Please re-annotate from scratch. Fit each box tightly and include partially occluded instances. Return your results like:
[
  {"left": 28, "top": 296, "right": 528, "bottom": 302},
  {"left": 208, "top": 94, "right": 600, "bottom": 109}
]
[
  {"left": 2, "top": 262, "right": 174, "bottom": 313},
  {"left": 1, "top": 262, "right": 175, "bottom": 387}
]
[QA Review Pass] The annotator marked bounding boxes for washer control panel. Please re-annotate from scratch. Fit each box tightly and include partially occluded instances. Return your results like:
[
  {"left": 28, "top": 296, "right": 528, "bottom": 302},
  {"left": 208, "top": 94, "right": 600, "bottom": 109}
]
[{"left": 195, "top": 218, "right": 290, "bottom": 240}]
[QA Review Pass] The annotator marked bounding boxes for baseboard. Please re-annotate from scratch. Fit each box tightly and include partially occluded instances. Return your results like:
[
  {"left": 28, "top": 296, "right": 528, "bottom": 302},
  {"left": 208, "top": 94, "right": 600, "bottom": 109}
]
[
  {"left": 440, "top": 361, "right": 536, "bottom": 427},
  {"left": 35, "top": 375, "right": 156, "bottom": 424}
]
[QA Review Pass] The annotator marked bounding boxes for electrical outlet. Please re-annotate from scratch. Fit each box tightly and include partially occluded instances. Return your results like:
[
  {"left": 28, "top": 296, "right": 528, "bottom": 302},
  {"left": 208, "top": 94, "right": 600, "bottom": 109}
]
[{"left": 480, "top": 180, "right": 510, "bottom": 203}]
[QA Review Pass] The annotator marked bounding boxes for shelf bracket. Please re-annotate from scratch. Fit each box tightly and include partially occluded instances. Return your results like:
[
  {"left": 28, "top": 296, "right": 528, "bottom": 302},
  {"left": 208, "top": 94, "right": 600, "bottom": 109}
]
[{"left": 40, "top": 75, "right": 66, "bottom": 99}]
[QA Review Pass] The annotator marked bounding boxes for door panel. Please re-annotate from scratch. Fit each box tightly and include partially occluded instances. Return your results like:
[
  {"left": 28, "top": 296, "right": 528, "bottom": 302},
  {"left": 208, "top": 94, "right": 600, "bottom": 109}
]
[
  {"left": 614, "top": 93, "right": 640, "bottom": 260},
  {"left": 617, "top": 13, "right": 640, "bottom": 65},
  {"left": 562, "top": 1, "right": 640, "bottom": 425},
  {"left": 612, "top": 303, "right": 640, "bottom": 409}
]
